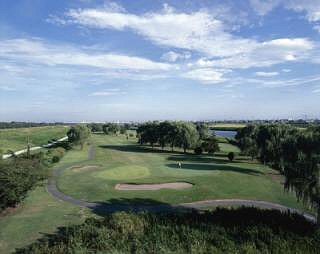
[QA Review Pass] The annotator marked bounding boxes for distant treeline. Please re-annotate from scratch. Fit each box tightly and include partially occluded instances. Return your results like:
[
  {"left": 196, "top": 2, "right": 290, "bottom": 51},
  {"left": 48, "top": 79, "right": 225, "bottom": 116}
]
[
  {"left": 235, "top": 124, "right": 320, "bottom": 223},
  {"left": 15, "top": 207, "right": 319, "bottom": 253},
  {"left": 0, "top": 122, "right": 67, "bottom": 129}
]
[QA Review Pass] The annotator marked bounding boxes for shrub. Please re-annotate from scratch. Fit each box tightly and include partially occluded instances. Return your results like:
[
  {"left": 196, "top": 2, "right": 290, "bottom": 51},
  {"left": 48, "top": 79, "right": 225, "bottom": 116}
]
[
  {"left": 15, "top": 207, "right": 318, "bottom": 254},
  {"left": 228, "top": 152, "right": 235, "bottom": 161},
  {"left": 52, "top": 155, "right": 60, "bottom": 163},
  {"left": 0, "top": 158, "right": 48, "bottom": 211},
  {"left": 194, "top": 146, "right": 203, "bottom": 155}
]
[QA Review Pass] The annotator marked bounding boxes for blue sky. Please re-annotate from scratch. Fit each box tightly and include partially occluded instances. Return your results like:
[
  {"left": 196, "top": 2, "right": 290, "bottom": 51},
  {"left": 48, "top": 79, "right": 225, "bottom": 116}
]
[{"left": 0, "top": 0, "right": 320, "bottom": 122}]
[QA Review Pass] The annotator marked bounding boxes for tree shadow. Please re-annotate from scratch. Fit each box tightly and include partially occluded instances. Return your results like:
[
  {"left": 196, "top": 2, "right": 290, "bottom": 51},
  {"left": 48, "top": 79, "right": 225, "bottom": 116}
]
[
  {"left": 166, "top": 163, "right": 262, "bottom": 175},
  {"left": 99, "top": 144, "right": 185, "bottom": 155},
  {"left": 167, "top": 155, "right": 228, "bottom": 164},
  {"left": 89, "top": 198, "right": 186, "bottom": 216}
]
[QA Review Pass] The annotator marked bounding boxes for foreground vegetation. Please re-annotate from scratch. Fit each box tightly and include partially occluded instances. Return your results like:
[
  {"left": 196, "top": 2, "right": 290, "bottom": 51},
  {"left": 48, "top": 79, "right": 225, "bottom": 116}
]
[
  {"left": 16, "top": 207, "right": 319, "bottom": 254},
  {"left": 0, "top": 126, "right": 68, "bottom": 152}
]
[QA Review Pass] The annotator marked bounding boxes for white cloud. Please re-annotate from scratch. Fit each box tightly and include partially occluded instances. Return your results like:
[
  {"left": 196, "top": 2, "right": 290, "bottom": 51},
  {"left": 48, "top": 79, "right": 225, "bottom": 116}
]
[
  {"left": 65, "top": 5, "right": 258, "bottom": 58},
  {"left": 195, "top": 38, "right": 314, "bottom": 69},
  {"left": 255, "top": 71, "right": 279, "bottom": 77},
  {"left": 0, "top": 38, "right": 172, "bottom": 71},
  {"left": 62, "top": 5, "right": 316, "bottom": 71},
  {"left": 314, "top": 25, "right": 320, "bottom": 33},
  {"left": 282, "top": 68, "right": 292, "bottom": 72},
  {"left": 250, "top": 0, "right": 320, "bottom": 22},
  {"left": 161, "top": 51, "right": 191, "bottom": 62},
  {"left": 249, "top": 0, "right": 281, "bottom": 15},
  {"left": 181, "top": 68, "right": 230, "bottom": 84},
  {"left": 312, "top": 88, "right": 320, "bottom": 93},
  {"left": 230, "top": 75, "right": 320, "bottom": 88}
]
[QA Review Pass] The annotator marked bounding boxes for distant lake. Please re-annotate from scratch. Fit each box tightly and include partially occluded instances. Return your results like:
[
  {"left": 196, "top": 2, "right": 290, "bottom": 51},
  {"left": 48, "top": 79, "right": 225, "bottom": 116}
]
[{"left": 210, "top": 130, "right": 237, "bottom": 139}]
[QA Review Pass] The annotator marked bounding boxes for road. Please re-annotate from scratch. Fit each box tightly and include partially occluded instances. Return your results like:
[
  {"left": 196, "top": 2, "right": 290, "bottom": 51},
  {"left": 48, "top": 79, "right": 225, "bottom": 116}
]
[{"left": 2, "top": 136, "right": 68, "bottom": 159}]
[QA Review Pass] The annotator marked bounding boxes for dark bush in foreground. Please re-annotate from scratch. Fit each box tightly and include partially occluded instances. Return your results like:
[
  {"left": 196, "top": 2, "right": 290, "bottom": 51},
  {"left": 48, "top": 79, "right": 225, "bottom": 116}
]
[
  {"left": 16, "top": 207, "right": 319, "bottom": 254},
  {"left": 0, "top": 158, "right": 48, "bottom": 211}
]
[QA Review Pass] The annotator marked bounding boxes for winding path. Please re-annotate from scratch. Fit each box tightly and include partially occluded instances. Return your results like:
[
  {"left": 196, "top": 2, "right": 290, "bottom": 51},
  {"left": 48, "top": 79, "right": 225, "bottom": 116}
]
[{"left": 47, "top": 145, "right": 316, "bottom": 222}]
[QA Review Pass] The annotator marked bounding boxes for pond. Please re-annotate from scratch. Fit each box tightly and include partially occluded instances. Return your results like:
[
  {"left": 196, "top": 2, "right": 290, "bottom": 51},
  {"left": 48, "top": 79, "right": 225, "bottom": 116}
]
[{"left": 209, "top": 130, "right": 237, "bottom": 139}]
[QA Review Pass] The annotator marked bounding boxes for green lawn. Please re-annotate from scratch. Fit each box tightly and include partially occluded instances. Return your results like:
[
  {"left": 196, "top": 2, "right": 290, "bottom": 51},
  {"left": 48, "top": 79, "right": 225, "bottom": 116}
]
[
  {"left": 0, "top": 126, "right": 69, "bottom": 152},
  {"left": 57, "top": 134, "right": 305, "bottom": 210}
]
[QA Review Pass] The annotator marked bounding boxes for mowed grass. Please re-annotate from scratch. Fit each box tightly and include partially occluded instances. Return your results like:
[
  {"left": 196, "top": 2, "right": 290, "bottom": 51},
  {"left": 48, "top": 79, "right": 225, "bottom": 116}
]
[
  {"left": 0, "top": 125, "right": 69, "bottom": 152},
  {"left": 57, "top": 134, "right": 306, "bottom": 211},
  {"left": 209, "top": 123, "right": 246, "bottom": 130},
  {"left": 0, "top": 142, "right": 94, "bottom": 254}
]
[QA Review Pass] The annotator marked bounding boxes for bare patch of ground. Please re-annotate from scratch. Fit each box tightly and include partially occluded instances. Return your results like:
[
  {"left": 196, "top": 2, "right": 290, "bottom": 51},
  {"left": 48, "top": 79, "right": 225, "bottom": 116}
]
[{"left": 115, "top": 182, "right": 193, "bottom": 191}]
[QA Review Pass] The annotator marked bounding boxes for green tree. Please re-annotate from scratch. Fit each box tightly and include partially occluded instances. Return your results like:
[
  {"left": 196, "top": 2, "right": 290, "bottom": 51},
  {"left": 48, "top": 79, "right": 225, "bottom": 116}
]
[
  {"left": 196, "top": 123, "right": 209, "bottom": 140},
  {"left": 175, "top": 122, "right": 199, "bottom": 153},
  {"left": 67, "top": 125, "right": 90, "bottom": 150},
  {"left": 202, "top": 136, "right": 220, "bottom": 155}
]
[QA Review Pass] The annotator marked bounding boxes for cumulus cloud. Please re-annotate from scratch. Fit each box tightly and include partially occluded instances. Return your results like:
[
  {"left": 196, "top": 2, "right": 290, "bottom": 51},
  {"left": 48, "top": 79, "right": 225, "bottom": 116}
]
[
  {"left": 64, "top": 5, "right": 257, "bottom": 58},
  {"left": 59, "top": 4, "right": 317, "bottom": 71}
]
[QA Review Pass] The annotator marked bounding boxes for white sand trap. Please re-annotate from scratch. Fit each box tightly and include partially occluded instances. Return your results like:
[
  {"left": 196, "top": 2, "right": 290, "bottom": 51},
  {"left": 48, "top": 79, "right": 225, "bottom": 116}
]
[
  {"left": 115, "top": 182, "right": 193, "bottom": 191},
  {"left": 71, "top": 165, "right": 100, "bottom": 172}
]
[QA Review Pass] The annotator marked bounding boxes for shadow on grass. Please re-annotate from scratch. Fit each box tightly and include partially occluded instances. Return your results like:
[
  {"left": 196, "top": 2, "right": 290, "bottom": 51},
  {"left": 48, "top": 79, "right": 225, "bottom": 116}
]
[
  {"left": 99, "top": 144, "right": 185, "bottom": 155},
  {"left": 166, "top": 163, "right": 262, "bottom": 175},
  {"left": 90, "top": 198, "right": 184, "bottom": 216},
  {"left": 167, "top": 155, "right": 228, "bottom": 164}
]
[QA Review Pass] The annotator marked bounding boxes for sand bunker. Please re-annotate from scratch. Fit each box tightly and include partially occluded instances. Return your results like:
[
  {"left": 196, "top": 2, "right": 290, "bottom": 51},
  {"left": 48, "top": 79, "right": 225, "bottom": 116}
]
[
  {"left": 70, "top": 165, "right": 100, "bottom": 172},
  {"left": 115, "top": 182, "right": 193, "bottom": 190}
]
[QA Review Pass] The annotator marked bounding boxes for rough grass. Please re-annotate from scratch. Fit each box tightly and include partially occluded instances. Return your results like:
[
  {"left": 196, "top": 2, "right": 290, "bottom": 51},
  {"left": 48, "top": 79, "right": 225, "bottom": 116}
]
[
  {"left": 57, "top": 134, "right": 306, "bottom": 211},
  {"left": 0, "top": 142, "right": 93, "bottom": 253},
  {"left": 0, "top": 126, "right": 68, "bottom": 152}
]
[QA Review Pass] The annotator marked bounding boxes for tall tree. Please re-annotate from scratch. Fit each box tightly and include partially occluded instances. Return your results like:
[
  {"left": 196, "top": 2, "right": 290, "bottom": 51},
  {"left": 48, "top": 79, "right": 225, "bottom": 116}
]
[
  {"left": 67, "top": 125, "right": 90, "bottom": 150},
  {"left": 175, "top": 122, "right": 199, "bottom": 153}
]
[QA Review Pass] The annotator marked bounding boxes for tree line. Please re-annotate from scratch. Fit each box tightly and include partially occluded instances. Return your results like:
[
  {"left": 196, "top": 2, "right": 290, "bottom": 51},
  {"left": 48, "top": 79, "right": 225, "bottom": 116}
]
[
  {"left": 136, "top": 121, "right": 220, "bottom": 154},
  {"left": 236, "top": 124, "right": 320, "bottom": 223}
]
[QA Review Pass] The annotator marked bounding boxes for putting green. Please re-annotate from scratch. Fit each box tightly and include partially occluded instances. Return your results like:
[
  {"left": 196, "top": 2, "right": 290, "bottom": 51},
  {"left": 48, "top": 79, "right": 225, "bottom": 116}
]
[{"left": 92, "top": 165, "right": 150, "bottom": 180}]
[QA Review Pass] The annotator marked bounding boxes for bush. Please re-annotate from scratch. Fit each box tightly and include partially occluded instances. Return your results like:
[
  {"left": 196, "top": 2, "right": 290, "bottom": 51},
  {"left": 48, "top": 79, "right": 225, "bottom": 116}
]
[
  {"left": 194, "top": 146, "right": 203, "bottom": 155},
  {"left": 228, "top": 152, "right": 235, "bottom": 161},
  {"left": 52, "top": 155, "right": 60, "bottom": 163},
  {"left": 0, "top": 158, "right": 48, "bottom": 211},
  {"left": 15, "top": 207, "right": 318, "bottom": 254}
]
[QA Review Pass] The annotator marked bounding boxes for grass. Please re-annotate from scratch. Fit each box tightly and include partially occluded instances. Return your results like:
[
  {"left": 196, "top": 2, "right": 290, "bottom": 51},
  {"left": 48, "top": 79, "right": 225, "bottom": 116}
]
[
  {"left": 57, "top": 134, "right": 306, "bottom": 211},
  {"left": 0, "top": 126, "right": 69, "bottom": 152},
  {"left": 0, "top": 186, "right": 93, "bottom": 253},
  {"left": 0, "top": 133, "right": 312, "bottom": 253},
  {"left": 0, "top": 142, "right": 94, "bottom": 253},
  {"left": 209, "top": 123, "right": 246, "bottom": 131}
]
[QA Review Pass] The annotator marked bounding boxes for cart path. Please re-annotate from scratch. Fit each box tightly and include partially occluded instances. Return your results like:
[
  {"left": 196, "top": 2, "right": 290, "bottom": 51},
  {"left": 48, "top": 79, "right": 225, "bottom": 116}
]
[{"left": 47, "top": 144, "right": 316, "bottom": 223}]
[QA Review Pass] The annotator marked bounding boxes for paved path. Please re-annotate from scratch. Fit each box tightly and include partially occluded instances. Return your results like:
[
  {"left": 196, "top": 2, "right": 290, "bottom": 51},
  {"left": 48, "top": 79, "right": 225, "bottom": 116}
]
[
  {"left": 47, "top": 144, "right": 316, "bottom": 222},
  {"left": 2, "top": 136, "right": 68, "bottom": 159}
]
